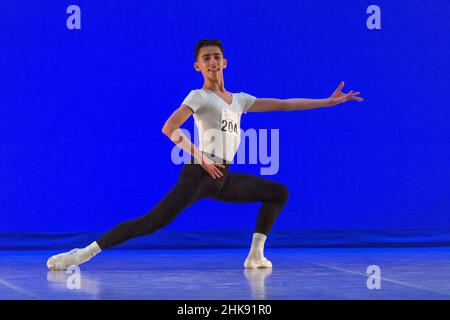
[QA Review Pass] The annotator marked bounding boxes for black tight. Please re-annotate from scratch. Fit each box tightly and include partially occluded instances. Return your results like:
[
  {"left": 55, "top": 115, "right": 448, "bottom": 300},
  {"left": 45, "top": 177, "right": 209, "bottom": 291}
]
[{"left": 96, "top": 162, "right": 289, "bottom": 250}]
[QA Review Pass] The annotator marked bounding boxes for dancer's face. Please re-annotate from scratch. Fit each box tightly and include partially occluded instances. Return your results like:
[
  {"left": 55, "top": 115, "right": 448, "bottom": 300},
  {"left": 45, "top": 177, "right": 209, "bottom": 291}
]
[{"left": 194, "top": 46, "right": 227, "bottom": 81}]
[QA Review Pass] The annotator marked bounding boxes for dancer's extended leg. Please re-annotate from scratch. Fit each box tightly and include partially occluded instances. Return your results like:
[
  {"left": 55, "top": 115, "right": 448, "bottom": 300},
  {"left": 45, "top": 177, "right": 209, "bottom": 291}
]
[{"left": 47, "top": 174, "right": 205, "bottom": 270}]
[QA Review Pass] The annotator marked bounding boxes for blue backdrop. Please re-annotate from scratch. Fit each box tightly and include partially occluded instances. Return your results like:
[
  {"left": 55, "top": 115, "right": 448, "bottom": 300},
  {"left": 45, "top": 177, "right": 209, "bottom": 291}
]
[{"left": 1, "top": 0, "right": 449, "bottom": 248}]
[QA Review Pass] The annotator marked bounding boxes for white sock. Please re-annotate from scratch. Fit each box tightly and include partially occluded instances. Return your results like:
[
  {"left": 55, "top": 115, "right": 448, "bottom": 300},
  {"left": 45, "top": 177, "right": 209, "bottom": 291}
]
[
  {"left": 248, "top": 233, "right": 267, "bottom": 260},
  {"left": 78, "top": 241, "right": 102, "bottom": 262},
  {"left": 47, "top": 241, "right": 102, "bottom": 271}
]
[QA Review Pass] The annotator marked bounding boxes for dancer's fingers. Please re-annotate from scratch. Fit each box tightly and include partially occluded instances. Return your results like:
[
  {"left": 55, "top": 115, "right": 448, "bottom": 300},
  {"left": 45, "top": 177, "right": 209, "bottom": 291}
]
[
  {"left": 336, "top": 81, "right": 345, "bottom": 91},
  {"left": 204, "top": 163, "right": 224, "bottom": 179},
  {"left": 214, "top": 167, "right": 224, "bottom": 177},
  {"left": 351, "top": 95, "right": 364, "bottom": 101},
  {"left": 203, "top": 166, "right": 216, "bottom": 179},
  {"left": 213, "top": 166, "right": 222, "bottom": 178}
]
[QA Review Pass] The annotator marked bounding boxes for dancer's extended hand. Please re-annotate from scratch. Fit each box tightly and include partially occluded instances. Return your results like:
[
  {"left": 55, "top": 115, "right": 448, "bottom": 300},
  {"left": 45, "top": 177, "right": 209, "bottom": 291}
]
[{"left": 327, "top": 81, "right": 364, "bottom": 106}]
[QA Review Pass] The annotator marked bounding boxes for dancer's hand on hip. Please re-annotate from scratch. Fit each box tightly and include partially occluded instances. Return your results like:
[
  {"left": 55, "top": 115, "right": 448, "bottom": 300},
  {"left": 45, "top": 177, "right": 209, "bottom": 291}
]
[{"left": 200, "top": 154, "right": 225, "bottom": 179}]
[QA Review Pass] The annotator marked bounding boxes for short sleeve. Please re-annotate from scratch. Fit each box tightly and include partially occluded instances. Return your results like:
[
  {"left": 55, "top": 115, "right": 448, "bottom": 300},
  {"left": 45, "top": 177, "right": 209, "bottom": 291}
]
[
  {"left": 181, "top": 90, "right": 203, "bottom": 113},
  {"left": 238, "top": 92, "right": 257, "bottom": 114}
]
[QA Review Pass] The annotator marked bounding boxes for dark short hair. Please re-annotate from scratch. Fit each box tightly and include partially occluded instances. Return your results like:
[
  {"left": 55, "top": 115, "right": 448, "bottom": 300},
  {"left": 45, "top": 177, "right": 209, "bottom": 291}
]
[{"left": 194, "top": 39, "right": 224, "bottom": 61}]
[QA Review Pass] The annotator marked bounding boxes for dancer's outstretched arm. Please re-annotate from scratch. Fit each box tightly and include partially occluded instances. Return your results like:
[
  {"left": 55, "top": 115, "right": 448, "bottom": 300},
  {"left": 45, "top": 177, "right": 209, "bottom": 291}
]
[{"left": 247, "top": 81, "right": 364, "bottom": 112}]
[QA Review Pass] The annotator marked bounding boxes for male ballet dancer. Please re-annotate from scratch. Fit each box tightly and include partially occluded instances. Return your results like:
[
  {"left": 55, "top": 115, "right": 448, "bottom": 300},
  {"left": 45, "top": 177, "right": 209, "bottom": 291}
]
[{"left": 47, "top": 39, "right": 363, "bottom": 271}]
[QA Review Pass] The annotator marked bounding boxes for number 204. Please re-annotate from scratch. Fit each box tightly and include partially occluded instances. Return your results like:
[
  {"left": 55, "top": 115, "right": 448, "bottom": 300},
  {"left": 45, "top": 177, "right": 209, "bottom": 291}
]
[{"left": 221, "top": 120, "right": 238, "bottom": 134}]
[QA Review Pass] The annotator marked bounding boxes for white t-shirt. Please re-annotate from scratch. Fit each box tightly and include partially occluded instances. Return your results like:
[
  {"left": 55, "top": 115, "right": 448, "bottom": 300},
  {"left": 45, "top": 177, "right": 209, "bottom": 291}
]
[{"left": 181, "top": 88, "right": 257, "bottom": 163}]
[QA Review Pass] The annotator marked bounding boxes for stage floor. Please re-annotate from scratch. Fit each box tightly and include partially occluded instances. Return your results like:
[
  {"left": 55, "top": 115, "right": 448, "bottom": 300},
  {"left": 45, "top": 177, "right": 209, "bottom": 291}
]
[{"left": 1, "top": 247, "right": 449, "bottom": 300}]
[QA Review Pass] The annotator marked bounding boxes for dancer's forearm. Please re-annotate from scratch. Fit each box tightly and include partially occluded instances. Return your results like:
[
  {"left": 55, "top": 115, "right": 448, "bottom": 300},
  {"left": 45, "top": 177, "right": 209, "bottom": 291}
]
[
  {"left": 248, "top": 97, "right": 333, "bottom": 112},
  {"left": 284, "top": 98, "right": 332, "bottom": 111},
  {"left": 165, "top": 128, "right": 202, "bottom": 162}
]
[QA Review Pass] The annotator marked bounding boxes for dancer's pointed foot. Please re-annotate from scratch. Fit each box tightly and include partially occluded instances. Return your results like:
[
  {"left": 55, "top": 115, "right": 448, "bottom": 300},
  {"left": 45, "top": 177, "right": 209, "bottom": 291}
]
[
  {"left": 47, "top": 249, "right": 82, "bottom": 271},
  {"left": 47, "top": 242, "right": 101, "bottom": 271}
]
